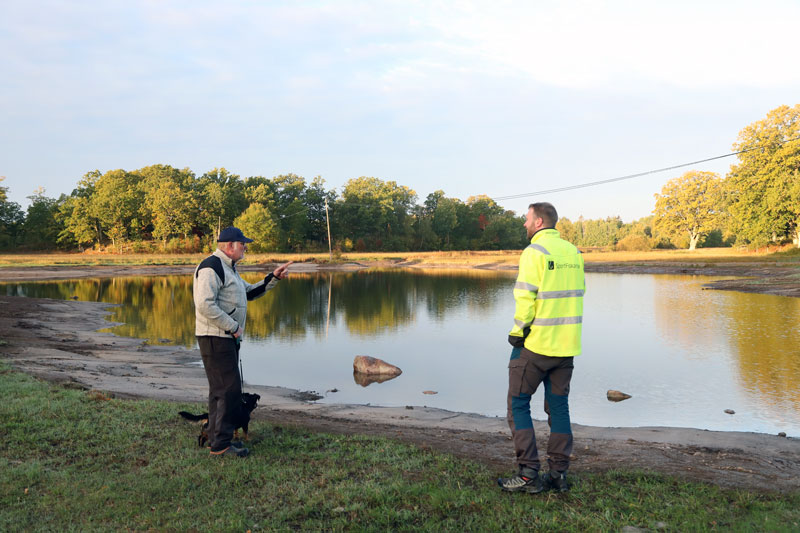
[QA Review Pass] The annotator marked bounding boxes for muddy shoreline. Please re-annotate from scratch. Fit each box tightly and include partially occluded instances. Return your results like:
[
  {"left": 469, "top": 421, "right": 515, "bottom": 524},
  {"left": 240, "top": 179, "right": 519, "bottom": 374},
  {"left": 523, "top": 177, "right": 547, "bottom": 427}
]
[{"left": 1, "top": 263, "right": 798, "bottom": 492}]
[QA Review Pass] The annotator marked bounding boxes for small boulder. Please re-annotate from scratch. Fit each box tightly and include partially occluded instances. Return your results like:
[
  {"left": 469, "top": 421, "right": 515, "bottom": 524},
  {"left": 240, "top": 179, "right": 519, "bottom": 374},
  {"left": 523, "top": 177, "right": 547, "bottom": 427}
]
[
  {"left": 724, "top": 409, "right": 735, "bottom": 415},
  {"left": 778, "top": 432, "right": 787, "bottom": 437},
  {"left": 353, "top": 356, "right": 402, "bottom": 376},
  {"left": 607, "top": 390, "right": 632, "bottom": 402}
]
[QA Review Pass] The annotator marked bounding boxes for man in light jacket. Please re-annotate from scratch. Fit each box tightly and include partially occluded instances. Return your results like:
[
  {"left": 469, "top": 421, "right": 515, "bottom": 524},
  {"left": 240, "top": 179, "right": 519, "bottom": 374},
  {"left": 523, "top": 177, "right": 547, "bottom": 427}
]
[{"left": 194, "top": 226, "right": 291, "bottom": 457}]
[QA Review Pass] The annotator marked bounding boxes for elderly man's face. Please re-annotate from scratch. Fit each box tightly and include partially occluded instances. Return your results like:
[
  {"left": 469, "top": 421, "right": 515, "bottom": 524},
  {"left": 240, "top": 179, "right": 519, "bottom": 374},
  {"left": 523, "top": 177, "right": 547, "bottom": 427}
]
[
  {"left": 221, "top": 241, "right": 247, "bottom": 262},
  {"left": 231, "top": 241, "right": 247, "bottom": 261}
]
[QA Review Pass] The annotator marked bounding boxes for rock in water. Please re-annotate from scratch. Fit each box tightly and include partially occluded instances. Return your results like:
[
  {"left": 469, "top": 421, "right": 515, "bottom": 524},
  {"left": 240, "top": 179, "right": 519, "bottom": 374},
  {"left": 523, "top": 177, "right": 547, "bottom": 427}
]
[
  {"left": 353, "top": 372, "right": 399, "bottom": 387},
  {"left": 607, "top": 390, "right": 632, "bottom": 402},
  {"left": 353, "top": 355, "right": 402, "bottom": 376}
]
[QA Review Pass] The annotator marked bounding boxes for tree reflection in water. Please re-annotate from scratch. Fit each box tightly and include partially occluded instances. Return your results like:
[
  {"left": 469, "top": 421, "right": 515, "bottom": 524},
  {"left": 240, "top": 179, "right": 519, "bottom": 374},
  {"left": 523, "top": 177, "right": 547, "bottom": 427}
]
[
  {"left": 0, "top": 268, "right": 511, "bottom": 347},
  {"left": 4, "top": 271, "right": 800, "bottom": 435}
]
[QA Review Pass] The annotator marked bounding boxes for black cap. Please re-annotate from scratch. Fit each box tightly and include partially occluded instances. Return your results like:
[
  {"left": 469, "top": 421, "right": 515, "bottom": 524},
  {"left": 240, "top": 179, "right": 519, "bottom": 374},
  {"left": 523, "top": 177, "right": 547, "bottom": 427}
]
[{"left": 217, "top": 227, "right": 254, "bottom": 243}]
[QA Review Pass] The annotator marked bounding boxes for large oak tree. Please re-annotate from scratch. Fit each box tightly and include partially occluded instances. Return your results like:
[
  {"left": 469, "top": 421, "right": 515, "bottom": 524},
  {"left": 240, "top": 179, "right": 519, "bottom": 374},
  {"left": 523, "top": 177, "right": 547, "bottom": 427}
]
[
  {"left": 654, "top": 170, "right": 724, "bottom": 250},
  {"left": 726, "top": 104, "right": 800, "bottom": 247}
]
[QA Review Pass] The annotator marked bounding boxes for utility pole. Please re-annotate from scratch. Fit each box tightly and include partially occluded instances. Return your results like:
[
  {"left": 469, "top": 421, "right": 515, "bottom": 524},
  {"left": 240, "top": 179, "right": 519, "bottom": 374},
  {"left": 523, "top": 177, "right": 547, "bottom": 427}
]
[{"left": 324, "top": 197, "right": 332, "bottom": 260}]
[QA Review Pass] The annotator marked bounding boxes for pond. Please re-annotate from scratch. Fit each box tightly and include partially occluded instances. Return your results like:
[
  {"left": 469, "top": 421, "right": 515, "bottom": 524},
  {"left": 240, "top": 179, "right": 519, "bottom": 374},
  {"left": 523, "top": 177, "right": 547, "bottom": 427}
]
[{"left": 3, "top": 269, "right": 800, "bottom": 437}]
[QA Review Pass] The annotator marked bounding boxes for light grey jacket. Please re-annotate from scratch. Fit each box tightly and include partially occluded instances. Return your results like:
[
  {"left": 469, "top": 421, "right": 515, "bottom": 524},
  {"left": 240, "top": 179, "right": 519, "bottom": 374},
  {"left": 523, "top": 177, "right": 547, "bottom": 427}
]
[{"left": 193, "top": 249, "right": 279, "bottom": 338}]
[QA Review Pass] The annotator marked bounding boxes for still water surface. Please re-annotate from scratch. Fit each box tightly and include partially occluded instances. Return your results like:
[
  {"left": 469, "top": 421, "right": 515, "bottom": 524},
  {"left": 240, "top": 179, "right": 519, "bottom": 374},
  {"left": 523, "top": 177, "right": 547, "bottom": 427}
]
[{"left": 4, "top": 270, "right": 799, "bottom": 436}]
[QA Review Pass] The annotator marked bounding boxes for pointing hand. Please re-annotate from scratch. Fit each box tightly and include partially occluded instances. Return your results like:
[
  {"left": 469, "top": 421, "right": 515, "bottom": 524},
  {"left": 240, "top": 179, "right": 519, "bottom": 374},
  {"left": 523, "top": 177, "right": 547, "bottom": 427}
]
[{"left": 273, "top": 261, "right": 293, "bottom": 280}]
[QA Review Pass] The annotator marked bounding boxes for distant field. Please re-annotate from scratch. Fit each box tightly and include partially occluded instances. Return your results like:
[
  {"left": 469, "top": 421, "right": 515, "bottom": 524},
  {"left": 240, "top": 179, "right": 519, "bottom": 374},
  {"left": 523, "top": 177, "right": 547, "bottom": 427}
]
[{"left": 0, "top": 247, "right": 797, "bottom": 268}]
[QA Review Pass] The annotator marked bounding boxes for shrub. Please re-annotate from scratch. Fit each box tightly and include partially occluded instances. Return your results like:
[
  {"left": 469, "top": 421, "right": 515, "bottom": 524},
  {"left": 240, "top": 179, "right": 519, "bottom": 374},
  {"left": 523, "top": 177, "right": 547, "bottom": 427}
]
[{"left": 615, "top": 234, "right": 651, "bottom": 252}]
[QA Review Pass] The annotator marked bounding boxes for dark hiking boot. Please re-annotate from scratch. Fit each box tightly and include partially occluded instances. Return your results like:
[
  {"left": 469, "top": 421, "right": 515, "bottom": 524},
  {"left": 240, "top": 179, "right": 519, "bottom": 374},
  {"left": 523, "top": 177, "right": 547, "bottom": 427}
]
[
  {"left": 498, "top": 467, "right": 545, "bottom": 494},
  {"left": 210, "top": 445, "right": 249, "bottom": 458},
  {"left": 545, "top": 471, "right": 569, "bottom": 493}
]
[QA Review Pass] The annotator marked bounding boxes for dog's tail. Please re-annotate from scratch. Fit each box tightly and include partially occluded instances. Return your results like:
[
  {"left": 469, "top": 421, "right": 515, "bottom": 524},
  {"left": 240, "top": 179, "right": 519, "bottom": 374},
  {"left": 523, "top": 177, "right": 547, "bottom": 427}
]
[{"left": 178, "top": 411, "right": 208, "bottom": 422}]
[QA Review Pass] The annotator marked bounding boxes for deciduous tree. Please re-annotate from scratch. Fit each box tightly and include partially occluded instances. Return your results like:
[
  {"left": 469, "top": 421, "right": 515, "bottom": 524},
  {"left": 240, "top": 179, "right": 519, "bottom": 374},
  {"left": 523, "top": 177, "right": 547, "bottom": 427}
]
[
  {"left": 197, "top": 168, "right": 247, "bottom": 235},
  {"left": 725, "top": 104, "right": 800, "bottom": 247},
  {"left": 136, "top": 165, "right": 197, "bottom": 244},
  {"left": 0, "top": 178, "right": 24, "bottom": 249},
  {"left": 58, "top": 170, "right": 102, "bottom": 247},
  {"left": 336, "top": 177, "right": 416, "bottom": 250},
  {"left": 91, "top": 169, "right": 144, "bottom": 246},
  {"left": 23, "top": 188, "right": 62, "bottom": 249},
  {"left": 654, "top": 170, "right": 724, "bottom": 250},
  {"left": 432, "top": 196, "right": 459, "bottom": 248},
  {"left": 234, "top": 203, "right": 279, "bottom": 252}
]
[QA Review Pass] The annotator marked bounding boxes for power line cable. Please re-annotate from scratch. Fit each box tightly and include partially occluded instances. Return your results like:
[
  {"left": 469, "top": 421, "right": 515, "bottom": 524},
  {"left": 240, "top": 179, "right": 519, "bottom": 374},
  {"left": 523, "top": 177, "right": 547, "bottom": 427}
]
[
  {"left": 490, "top": 135, "right": 800, "bottom": 202},
  {"left": 274, "top": 135, "right": 800, "bottom": 216}
]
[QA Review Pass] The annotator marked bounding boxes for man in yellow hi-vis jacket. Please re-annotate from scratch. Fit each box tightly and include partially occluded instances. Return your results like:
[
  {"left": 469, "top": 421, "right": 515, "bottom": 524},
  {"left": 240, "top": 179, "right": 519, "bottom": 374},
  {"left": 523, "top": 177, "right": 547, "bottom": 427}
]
[{"left": 498, "top": 202, "right": 585, "bottom": 494}]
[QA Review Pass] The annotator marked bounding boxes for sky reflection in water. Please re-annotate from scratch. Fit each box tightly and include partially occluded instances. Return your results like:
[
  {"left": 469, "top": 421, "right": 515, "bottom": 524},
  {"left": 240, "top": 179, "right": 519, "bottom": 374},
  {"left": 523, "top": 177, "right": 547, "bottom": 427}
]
[{"left": 3, "top": 270, "right": 799, "bottom": 436}]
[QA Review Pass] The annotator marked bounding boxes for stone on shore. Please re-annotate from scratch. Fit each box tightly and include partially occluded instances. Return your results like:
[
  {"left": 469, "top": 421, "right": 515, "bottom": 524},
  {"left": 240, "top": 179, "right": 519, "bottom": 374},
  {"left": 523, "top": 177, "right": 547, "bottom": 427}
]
[
  {"left": 353, "top": 355, "right": 402, "bottom": 376},
  {"left": 607, "top": 390, "right": 632, "bottom": 402}
]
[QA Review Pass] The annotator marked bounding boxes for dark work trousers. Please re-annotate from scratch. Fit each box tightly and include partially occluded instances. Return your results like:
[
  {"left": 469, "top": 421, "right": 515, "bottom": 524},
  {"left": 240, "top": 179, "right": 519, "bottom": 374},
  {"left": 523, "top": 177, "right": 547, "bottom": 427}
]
[
  {"left": 506, "top": 346, "right": 574, "bottom": 473},
  {"left": 197, "top": 336, "right": 241, "bottom": 452}
]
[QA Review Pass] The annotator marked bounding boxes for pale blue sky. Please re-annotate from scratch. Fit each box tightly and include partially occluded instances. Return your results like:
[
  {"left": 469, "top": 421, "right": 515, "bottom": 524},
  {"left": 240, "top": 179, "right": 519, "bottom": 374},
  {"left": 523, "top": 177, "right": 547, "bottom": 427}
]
[{"left": 2, "top": 0, "right": 799, "bottom": 221}]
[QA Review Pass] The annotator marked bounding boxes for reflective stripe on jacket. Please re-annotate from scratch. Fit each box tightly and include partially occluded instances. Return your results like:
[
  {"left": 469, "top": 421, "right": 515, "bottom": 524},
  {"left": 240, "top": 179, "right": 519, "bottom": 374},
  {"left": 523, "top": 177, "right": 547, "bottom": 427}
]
[{"left": 509, "top": 228, "right": 585, "bottom": 357}]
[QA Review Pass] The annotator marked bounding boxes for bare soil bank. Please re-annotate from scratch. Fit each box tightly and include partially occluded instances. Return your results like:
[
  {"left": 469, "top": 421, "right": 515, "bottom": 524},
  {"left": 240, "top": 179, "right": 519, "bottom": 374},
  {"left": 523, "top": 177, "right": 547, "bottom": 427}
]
[
  {"left": 583, "top": 261, "right": 800, "bottom": 298},
  {"left": 0, "top": 263, "right": 798, "bottom": 493}
]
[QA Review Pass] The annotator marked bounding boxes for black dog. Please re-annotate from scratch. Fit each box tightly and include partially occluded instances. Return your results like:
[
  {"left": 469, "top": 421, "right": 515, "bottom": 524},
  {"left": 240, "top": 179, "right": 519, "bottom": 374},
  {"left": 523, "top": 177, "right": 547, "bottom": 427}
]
[{"left": 179, "top": 392, "right": 261, "bottom": 447}]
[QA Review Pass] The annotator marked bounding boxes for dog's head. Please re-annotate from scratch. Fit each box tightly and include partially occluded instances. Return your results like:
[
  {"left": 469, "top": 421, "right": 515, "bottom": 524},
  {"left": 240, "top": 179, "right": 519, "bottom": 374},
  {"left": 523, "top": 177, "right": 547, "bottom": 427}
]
[{"left": 242, "top": 392, "right": 261, "bottom": 412}]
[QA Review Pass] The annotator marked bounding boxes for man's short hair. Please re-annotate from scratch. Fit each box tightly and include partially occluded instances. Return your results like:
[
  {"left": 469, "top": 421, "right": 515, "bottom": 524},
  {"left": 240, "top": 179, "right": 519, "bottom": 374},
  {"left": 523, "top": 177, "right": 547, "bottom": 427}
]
[{"left": 528, "top": 202, "right": 558, "bottom": 228}]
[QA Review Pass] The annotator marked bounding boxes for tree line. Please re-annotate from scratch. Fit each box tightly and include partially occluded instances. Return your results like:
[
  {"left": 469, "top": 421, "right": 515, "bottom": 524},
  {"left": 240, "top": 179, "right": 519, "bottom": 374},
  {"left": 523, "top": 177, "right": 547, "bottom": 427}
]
[
  {"left": 0, "top": 104, "right": 797, "bottom": 253},
  {"left": 0, "top": 169, "right": 529, "bottom": 253}
]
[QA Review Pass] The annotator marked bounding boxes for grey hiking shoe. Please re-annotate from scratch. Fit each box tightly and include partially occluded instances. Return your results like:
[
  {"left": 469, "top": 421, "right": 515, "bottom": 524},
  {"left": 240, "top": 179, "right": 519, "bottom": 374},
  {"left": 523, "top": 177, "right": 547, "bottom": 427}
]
[
  {"left": 498, "top": 468, "right": 546, "bottom": 493},
  {"left": 210, "top": 445, "right": 249, "bottom": 458},
  {"left": 545, "top": 471, "right": 569, "bottom": 493}
]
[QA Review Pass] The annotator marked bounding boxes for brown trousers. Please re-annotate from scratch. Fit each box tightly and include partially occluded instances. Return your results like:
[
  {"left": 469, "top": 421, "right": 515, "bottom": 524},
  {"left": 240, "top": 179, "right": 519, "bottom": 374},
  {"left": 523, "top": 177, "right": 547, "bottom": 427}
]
[
  {"left": 198, "top": 335, "right": 241, "bottom": 452},
  {"left": 507, "top": 346, "right": 574, "bottom": 473}
]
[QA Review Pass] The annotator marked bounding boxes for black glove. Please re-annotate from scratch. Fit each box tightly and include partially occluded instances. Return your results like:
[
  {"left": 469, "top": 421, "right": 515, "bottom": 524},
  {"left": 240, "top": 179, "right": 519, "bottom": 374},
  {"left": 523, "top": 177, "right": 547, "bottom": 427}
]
[
  {"left": 507, "top": 326, "right": 530, "bottom": 348},
  {"left": 508, "top": 335, "right": 525, "bottom": 348}
]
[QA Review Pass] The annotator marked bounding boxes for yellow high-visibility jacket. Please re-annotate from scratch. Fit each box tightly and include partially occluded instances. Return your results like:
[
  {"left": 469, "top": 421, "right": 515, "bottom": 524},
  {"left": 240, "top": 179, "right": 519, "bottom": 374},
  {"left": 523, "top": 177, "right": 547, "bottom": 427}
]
[{"left": 509, "top": 228, "right": 585, "bottom": 357}]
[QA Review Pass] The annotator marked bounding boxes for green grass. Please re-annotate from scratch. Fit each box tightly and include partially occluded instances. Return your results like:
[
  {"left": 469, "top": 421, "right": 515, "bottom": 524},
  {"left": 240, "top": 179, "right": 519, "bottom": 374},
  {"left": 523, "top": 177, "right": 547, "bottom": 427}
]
[{"left": 1, "top": 363, "right": 798, "bottom": 532}]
